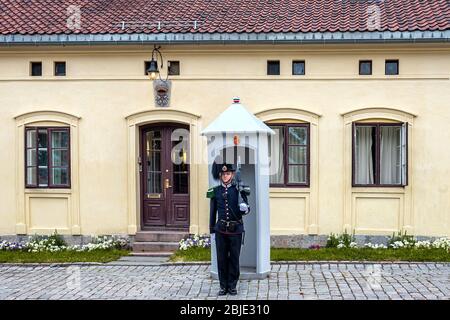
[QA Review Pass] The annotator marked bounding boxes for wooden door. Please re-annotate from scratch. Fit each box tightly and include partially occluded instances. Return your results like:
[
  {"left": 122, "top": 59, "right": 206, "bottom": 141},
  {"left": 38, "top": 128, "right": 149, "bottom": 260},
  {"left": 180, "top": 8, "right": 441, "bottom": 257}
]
[{"left": 140, "top": 124, "right": 190, "bottom": 230}]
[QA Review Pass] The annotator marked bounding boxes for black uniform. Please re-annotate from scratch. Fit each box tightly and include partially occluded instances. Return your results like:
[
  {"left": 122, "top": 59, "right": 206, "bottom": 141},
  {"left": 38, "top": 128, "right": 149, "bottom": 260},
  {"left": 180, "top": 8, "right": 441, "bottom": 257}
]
[{"left": 209, "top": 180, "right": 249, "bottom": 291}]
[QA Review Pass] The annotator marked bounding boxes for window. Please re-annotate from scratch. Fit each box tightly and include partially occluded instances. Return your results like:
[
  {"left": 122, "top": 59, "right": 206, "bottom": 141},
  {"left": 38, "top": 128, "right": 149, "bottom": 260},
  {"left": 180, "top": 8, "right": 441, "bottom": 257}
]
[
  {"left": 292, "top": 60, "right": 305, "bottom": 75},
  {"left": 30, "top": 62, "right": 42, "bottom": 76},
  {"left": 267, "top": 123, "right": 310, "bottom": 187},
  {"left": 359, "top": 60, "right": 372, "bottom": 75},
  {"left": 144, "top": 61, "right": 151, "bottom": 75},
  {"left": 353, "top": 123, "right": 407, "bottom": 187},
  {"left": 25, "top": 127, "right": 70, "bottom": 188},
  {"left": 385, "top": 59, "right": 399, "bottom": 75},
  {"left": 54, "top": 62, "right": 66, "bottom": 76},
  {"left": 168, "top": 61, "right": 180, "bottom": 75},
  {"left": 267, "top": 60, "right": 280, "bottom": 75}
]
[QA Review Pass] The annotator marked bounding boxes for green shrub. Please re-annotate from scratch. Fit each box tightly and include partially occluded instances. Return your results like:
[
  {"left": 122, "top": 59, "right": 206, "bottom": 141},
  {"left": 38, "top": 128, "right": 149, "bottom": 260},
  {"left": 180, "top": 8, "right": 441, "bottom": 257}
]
[
  {"left": 387, "top": 230, "right": 416, "bottom": 249},
  {"left": 326, "top": 230, "right": 357, "bottom": 248}
]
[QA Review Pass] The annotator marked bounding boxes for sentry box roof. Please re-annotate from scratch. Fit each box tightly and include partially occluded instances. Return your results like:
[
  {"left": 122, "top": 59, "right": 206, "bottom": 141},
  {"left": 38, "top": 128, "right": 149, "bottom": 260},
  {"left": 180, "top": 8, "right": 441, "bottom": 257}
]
[{"left": 200, "top": 98, "right": 275, "bottom": 136}]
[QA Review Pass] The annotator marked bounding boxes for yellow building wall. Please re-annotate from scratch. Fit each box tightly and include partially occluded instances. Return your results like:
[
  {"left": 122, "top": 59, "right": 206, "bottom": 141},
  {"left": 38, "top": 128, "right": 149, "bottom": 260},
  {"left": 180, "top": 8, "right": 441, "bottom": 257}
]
[{"left": 0, "top": 43, "right": 449, "bottom": 237}]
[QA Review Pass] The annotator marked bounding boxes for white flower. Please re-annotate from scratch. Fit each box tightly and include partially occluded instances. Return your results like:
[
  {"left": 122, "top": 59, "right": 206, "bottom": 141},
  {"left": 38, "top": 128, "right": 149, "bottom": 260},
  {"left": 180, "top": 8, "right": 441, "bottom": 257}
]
[{"left": 349, "top": 242, "right": 358, "bottom": 248}]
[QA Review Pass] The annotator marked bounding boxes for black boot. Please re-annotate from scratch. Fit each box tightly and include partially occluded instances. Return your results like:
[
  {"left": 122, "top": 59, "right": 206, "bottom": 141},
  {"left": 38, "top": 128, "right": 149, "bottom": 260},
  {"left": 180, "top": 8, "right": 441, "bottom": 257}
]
[
  {"left": 228, "top": 288, "right": 237, "bottom": 295},
  {"left": 218, "top": 288, "right": 227, "bottom": 296}
]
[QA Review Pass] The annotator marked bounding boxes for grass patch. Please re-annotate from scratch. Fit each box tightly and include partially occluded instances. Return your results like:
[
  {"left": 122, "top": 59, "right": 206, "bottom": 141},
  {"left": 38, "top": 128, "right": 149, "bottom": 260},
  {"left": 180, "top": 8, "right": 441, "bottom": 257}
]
[
  {"left": 0, "top": 249, "right": 130, "bottom": 263},
  {"left": 170, "top": 247, "right": 450, "bottom": 263},
  {"left": 171, "top": 247, "right": 211, "bottom": 262},
  {"left": 271, "top": 248, "right": 450, "bottom": 262}
]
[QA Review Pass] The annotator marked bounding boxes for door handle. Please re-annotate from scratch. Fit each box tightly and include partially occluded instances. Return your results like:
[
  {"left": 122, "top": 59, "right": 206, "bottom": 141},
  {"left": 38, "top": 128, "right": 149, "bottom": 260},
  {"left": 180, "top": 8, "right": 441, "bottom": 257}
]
[{"left": 164, "top": 178, "right": 172, "bottom": 189}]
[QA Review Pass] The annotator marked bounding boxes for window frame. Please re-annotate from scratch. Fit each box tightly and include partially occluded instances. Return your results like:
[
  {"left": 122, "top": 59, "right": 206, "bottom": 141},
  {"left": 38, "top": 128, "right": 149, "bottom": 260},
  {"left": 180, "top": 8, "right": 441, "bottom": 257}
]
[
  {"left": 144, "top": 61, "right": 150, "bottom": 76},
  {"left": 359, "top": 60, "right": 372, "bottom": 75},
  {"left": 268, "top": 123, "right": 310, "bottom": 188},
  {"left": 352, "top": 122, "right": 408, "bottom": 188},
  {"left": 54, "top": 61, "right": 66, "bottom": 76},
  {"left": 24, "top": 126, "right": 71, "bottom": 189},
  {"left": 385, "top": 59, "right": 399, "bottom": 75},
  {"left": 30, "top": 61, "right": 42, "bottom": 77},
  {"left": 292, "top": 60, "right": 305, "bottom": 75},
  {"left": 267, "top": 60, "right": 280, "bottom": 75},
  {"left": 168, "top": 60, "right": 180, "bottom": 76}
]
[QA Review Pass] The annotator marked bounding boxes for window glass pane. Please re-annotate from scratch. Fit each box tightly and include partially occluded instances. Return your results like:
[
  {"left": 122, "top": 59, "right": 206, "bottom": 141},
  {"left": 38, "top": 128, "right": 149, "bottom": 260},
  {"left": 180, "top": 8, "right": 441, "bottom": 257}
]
[
  {"left": 147, "top": 151, "right": 161, "bottom": 172},
  {"left": 27, "top": 149, "right": 37, "bottom": 166},
  {"left": 292, "top": 61, "right": 305, "bottom": 75},
  {"left": 171, "top": 131, "right": 189, "bottom": 173},
  {"left": 288, "top": 146, "right": 307, "bottom": 164},
  {"left": 26, "top": 130, "right": 36, "bottom": 148},
  {"left": 146, "top": 130, "right": 162, "bottom": 194},
  {"left": 173, "top": 173, "right": 188, "bottom": 194},
  {"left": 288, "top": 165, "right": 307, "bottom": 183},
  {"left": 51, "top": 131, "right": 69, "bottom": 148},
  {"left": 31, "top": 62, "right": 42, "bottom": 76},
  {"left": 288, "top": 127, "right": 307, "bottom": 145},
  {"left": 359, "top": 61, "right": 372, "bottom": 75},
  {"left": 267, "top": 61, "right": 280, "bottom": 75},
  {"left": 38, "top": 149, "right": 48, "bottom": 166},
  {"left": 146, "top": 131, "right": 161, "bottom": 151},
  {"left": 355, "top": 126, "right": 375, "bottom": 184},
  {"left": 55, "top": 62, "right": 66, "bottom": 76},
  {"left": 27, "top": 167, "right": 37, "bottom": 185},
  {"left": 268, "top": 126, "right": 284, "bottom": 184},
  {"left": 38, "top": 130, "right": 48, "bottom": 148},
  {"left": 380, "top": 126, "right": 402, "bottom": 185},
  {"left": 52, "top": 149, "right": 69, "bottom": 166},
  {"left": 38, "top": 167, "right": 48, "bottom": 186},
  {"left": 385, "top": 60, "right": 399, "bottom": 75},
  {"left": 51, "top": 167, "right": 68, "bottom": 185},
  {"left": 147, "top": 172, "right": 162, "bottom": 194},
  {"left": 168, "top": 61, "right": 180, "bottom": 75}
]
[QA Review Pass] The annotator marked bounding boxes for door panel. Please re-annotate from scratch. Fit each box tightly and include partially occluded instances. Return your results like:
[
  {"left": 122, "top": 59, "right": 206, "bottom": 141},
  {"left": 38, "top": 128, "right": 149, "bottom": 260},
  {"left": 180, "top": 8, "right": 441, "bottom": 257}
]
[{"left": 140, "top": 124, "right": 190, "bottom": 230}]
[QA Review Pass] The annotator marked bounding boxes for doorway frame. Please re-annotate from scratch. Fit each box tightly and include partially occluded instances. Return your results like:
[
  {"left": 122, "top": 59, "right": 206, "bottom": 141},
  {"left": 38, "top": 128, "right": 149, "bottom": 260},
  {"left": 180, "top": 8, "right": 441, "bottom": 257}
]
[{"left": 125, "top": 109, "right": 202, "bottom": 235}]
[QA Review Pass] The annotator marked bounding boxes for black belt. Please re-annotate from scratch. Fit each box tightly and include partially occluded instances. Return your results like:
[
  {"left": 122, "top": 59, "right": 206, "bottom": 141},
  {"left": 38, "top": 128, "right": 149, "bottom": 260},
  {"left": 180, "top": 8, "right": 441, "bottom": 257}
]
[{"left": 219, "top": 219, "right": 243, "bottom": 226}]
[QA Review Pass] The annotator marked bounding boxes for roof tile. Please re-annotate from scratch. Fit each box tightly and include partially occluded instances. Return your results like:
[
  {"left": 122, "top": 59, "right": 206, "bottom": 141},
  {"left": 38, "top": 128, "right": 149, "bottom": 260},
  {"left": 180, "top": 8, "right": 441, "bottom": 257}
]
[{"left": 0, "top": 0, "right": 448, "bottom": 35}]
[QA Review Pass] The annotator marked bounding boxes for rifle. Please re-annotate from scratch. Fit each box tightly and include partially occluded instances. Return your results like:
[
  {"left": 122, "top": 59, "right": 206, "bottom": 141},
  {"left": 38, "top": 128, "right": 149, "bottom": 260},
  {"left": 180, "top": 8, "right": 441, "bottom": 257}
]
[{"left": 236, "top": 155, "right": 251, "bottom": 215}]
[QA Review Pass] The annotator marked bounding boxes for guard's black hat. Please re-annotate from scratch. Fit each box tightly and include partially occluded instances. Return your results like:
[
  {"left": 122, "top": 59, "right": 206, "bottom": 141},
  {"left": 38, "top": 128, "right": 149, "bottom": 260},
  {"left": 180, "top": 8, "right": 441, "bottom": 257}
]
[
  {"left": 220, "top": 163, "right": 236, "bottom": 173},
  {"left": 211, "top": 156, "right": 236, "bottom": 179}
]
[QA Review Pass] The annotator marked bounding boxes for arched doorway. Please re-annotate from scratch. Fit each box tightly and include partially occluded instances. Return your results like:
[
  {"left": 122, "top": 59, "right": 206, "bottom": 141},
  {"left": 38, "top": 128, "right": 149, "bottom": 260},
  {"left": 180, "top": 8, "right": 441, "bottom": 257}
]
[{"left": 139, "top": 122, "right": 190, "bottom": 230}]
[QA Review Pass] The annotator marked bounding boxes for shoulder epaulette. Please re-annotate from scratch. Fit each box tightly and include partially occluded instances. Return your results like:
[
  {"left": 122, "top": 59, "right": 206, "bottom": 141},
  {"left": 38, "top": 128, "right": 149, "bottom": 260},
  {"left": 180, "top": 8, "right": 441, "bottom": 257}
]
[{"left": 206, "top": 186, "right": 218, "bottom": 199}]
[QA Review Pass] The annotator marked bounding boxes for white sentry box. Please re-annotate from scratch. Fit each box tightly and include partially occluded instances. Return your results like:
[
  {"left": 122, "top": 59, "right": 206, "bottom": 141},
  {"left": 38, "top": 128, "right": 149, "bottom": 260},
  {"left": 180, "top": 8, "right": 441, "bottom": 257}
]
[{"left": 200, "top": 98, "right": 274, "bottom": 279}]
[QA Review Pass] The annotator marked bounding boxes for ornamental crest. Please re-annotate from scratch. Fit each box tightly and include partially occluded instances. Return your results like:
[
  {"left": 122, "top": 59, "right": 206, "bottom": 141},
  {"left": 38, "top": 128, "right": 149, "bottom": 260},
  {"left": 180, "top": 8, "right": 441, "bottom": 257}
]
[{"left": 153, "top": 79, "right": 171, "bottom": 108}]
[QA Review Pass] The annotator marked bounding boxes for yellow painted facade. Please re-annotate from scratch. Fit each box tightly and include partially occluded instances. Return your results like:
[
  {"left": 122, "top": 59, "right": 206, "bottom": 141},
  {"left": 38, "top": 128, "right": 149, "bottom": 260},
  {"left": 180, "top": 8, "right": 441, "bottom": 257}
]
[{"left": 0, "top": 43, "right": 449, "bottom": 238}]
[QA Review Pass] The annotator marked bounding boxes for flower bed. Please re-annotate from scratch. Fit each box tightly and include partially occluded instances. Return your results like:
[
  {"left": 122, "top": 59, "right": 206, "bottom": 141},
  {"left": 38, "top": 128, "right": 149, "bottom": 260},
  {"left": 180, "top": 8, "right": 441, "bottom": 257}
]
[
  {"left": 326, "top": 231, "right": 450, "bottom": 251},
  {"left": 0, "top": 232, "right": 130, "bottom": 253},
  {"left": 176, "top": 232, "right": 450, "bottom": 252},
  {"left": 179, "top": 234, "right": 211, "bottom": 250}
]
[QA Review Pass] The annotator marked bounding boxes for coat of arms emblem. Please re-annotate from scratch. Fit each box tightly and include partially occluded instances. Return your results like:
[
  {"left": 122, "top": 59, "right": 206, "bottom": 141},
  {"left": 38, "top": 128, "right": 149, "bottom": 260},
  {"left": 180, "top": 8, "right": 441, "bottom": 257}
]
[{"left": 153, "top": 79, "right": 171, "bottom": 107}]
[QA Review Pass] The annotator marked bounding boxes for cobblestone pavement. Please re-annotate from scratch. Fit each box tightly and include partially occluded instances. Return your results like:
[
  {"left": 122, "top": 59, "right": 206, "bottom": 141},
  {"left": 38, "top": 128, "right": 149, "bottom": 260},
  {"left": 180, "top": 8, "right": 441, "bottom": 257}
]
[{"left": 0, "top": 263, "right": 448, "bottom": 300}]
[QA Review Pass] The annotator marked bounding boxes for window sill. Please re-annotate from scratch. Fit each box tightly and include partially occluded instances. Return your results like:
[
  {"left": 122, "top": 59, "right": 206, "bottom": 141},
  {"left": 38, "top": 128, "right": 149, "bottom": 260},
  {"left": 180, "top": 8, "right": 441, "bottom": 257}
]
[
  {"left": 270, "top": 187, "right": 311, "bottom": 193},
  {"left": 25, "top": 188, "right": 72, "bottom": 194},
  {"left": 351, "top": 186, "right": 405, "bottom": 194}
]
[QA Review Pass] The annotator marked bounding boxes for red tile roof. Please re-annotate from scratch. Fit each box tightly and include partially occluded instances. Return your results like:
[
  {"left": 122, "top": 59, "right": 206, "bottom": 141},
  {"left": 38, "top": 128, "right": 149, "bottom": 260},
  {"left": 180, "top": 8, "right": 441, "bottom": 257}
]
[{"left": 0, "top": 0, "right": 449, "bottom": 35}]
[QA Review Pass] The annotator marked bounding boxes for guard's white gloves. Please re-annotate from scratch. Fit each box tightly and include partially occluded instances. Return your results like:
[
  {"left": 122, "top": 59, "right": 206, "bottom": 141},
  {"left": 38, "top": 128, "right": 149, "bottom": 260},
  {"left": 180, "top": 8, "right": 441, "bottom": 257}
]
[{"left": 239, "top": 203, "right": 249, "bottom": 213}]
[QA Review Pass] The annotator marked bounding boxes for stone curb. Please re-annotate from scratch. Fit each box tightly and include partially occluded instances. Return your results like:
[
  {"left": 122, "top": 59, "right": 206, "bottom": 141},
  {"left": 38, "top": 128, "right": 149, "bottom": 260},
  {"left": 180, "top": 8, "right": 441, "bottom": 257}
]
[{"left": 1, "top": 260, "right": 448, "bottom": 267}]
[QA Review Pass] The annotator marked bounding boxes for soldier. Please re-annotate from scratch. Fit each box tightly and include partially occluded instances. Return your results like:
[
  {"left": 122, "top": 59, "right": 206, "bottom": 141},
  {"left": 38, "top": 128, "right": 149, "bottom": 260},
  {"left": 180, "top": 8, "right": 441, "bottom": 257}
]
[{"left": 208, "top": 162, "right": 250, "bottom": 296}]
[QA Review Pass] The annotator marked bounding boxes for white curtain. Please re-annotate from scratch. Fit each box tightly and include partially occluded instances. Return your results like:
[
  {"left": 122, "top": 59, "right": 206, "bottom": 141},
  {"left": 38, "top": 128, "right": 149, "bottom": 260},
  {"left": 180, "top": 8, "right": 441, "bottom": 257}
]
[
  {"left": 380, "top": 126, "right": 401, "bottom": 184},
  {"left": 355, "top": 126, "right": 374, "bottom": 184},
  {"left": 269, "top": 127, "right": 284, "bottom": 184}
]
